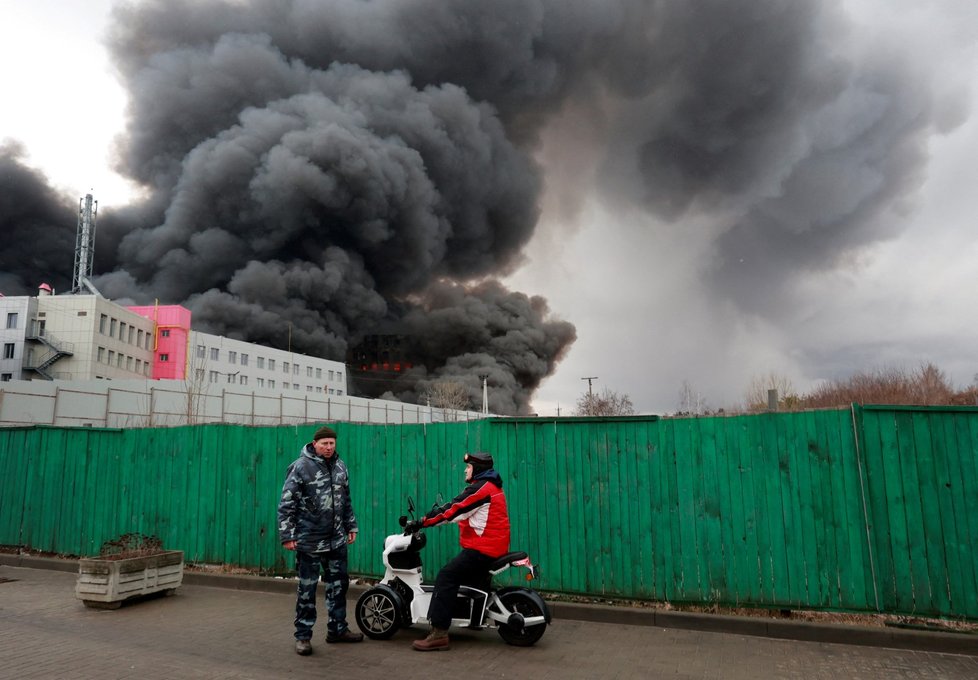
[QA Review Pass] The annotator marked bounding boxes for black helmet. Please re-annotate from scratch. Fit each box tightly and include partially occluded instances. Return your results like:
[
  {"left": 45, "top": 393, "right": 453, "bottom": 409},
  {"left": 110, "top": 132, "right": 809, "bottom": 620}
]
[{"left": 464, "top": 451, "right": 494, "bottom": 473}]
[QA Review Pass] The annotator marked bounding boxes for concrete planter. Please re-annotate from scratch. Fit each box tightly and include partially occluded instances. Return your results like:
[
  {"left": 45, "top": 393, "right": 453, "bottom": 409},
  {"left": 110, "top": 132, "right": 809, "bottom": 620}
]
[{"left": 76, "top": 550, "right": 184, "bottom": 609}]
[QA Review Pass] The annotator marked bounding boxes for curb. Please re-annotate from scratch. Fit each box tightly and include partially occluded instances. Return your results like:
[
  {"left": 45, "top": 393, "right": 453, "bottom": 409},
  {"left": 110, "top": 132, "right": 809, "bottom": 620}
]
[{"left": 2, "top": 553, "right": 975, "bottom": 657}]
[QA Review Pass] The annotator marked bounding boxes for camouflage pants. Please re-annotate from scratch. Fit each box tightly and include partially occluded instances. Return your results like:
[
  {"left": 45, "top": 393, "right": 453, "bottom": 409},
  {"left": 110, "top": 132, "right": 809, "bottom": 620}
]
[{"left": 293, "top": 546, "right": 350, "bottom": 641}]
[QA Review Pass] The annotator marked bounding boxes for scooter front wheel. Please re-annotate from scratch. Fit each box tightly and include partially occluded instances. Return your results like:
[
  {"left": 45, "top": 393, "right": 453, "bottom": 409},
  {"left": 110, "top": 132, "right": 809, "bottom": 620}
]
[
  {"left": 496, "top": 590, "right": 547, "bottom": 646},
  {"left": 355, "top": 587, "right": 403, "bottom": 640}
]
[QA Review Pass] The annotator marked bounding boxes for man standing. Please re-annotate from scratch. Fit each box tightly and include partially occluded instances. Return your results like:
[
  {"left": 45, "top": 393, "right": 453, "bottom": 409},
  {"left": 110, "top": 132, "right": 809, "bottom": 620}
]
[
  {"left": 408, "top": 451, "right": 510, "bottom": 651},
  {"left": 278, "top": 425, "right": 363, "bottom": 655}
]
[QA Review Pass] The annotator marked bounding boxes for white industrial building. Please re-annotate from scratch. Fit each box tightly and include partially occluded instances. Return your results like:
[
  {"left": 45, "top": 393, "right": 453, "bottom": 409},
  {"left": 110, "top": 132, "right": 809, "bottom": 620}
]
[
  {"left": 188, "top": 331, "right": 347, "bottom": 396},
  {"left": 0, "top": 286, "right": 347, "bottom": 395},
  {"left": 2, "top": 289, "right": 158, "bottom": 382},
  {"left": 0, "top": 296, "right": 35, "bottom": 382}
]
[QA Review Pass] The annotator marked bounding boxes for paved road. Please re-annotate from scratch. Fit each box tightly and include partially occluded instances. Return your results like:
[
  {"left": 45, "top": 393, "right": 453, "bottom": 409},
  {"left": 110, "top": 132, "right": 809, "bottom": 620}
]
[{"left": 1, "top": 565, "right": 975, "bottom": 680}]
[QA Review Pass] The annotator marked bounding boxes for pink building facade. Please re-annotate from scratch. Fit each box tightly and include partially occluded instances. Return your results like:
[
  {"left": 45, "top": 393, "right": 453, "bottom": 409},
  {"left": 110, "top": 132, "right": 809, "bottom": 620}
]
[{"left": 127, "top": 304, "right": 192, "bottom": 380}]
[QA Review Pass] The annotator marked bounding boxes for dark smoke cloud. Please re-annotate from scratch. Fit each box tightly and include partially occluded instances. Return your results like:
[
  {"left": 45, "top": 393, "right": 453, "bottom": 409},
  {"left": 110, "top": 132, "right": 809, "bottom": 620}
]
[
  {"left": 2, "top": 0, "right": 960, "bottom": 412},
  {"left": 0, "top": 142, "right": 77, "bottom": 294}
]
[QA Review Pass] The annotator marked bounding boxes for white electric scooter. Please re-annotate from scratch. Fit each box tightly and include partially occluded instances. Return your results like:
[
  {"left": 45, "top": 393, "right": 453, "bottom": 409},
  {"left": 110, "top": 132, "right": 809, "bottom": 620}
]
[{"left": 354, "top": 497, "right": 551, "bottom": 646}]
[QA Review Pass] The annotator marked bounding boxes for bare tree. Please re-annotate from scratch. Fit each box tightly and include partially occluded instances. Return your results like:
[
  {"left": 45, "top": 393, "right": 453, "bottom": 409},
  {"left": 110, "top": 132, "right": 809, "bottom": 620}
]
[
  {"left": 575, "top": 387, "right": 635, "bottom": 416},
  {"left": 744, "top": 371, "right": 798, "bottom": 412},
  {"left": 183, "top": 351, "right": 209, "bottom": 425},
  {"left": 677, "top": 380, "right": 708, "bottom": 416},
  {"left": 422, "top": 380, "right": 471, "bottom": 420},
  {"left": 803, "top": 362, "right": 956, "bottom": 408}
]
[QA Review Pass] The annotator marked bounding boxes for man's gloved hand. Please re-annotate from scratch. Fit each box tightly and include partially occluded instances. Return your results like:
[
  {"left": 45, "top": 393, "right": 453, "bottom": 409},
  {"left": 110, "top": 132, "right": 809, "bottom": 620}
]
[{"left": 403, "top": 519, "right": 423, "bottom": 534}]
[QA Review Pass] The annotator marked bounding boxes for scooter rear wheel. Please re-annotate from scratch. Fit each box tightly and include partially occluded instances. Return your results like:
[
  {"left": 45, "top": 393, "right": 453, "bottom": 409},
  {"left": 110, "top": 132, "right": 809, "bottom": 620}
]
[
  {"left": 355, "top": 587, "right": 403, "bottom": 640},
  {"left": 496, "top": 591, "right": 547, "bottom": 646}
]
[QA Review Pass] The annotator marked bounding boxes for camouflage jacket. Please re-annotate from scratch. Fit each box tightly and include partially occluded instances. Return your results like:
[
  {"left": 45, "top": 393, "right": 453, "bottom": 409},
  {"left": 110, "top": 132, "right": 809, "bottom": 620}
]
[{"left": 277, "top": 444, "right": 358, "bottom": 553}]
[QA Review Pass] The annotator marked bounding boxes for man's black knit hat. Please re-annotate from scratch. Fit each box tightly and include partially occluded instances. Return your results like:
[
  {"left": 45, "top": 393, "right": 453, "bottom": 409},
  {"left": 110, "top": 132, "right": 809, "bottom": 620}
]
[{"left": 313, "top": 426, "right": 337, "bottom": 441}]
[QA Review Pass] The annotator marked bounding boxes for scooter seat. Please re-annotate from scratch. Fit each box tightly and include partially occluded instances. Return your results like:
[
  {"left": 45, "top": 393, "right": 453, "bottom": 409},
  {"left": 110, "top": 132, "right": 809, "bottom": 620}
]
[{"left": 488, "top": 551, "right": 528, "bottom": 572}]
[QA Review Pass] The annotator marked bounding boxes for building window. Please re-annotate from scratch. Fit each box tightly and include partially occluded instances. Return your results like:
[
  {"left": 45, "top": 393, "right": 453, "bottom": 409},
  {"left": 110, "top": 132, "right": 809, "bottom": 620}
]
[
  {"left": 144, "top": 333, "right": 151, "bottom": 350},
  {"left": 283, "top": 362, "right": 289, "bottom": 374},
  {"left": 77, "top": 311, "right": 87, "bottom": 317},
  {"left": 307, "top": 385, "right": 313, "bottom": 392},
  {"left": 328, "top": 370, "right": 334, "bottom": 380},
  {"left": 160, "top": 353, "right": 169, "bottom": 362},
  {"left": 240, "top": 375, "right": 248, "bottom": 386},
  {"left": 227, "top": 373, "right": 236, "bottom": 384},
  {"left": 316, "top": 387, "right": 322, "bottom": 393},
  {"left": 3, "top": 343, "right": 14, "bottom": 359},
  {"left": 293, "top": 383, "right": 299, "bottom": 390},
  {"left": 240, "top": 353, "right": 248, "bottom": 366},
  {"left": 195, "top": 369, "right": 204, "bottom": 381},
  {"left": 0, "top": 373, "right": 11, "bottom": 382},
  {"left": 256, "top": 356, "right": 264, "bottom": 369},
  {"left": 6, "top": 312, "right": 18, "bottom": 329},
  {"left": 197, "top": 344, "right": 205, "bottom": 358},
  {"left": 307, "top": 366, "right": 313, "bottom": 377},
  {"left": 316, "top": 368, "right": 322, "bottom": 378},
  {"left": 97, "top": 347, "right": 105, "bottom": 363},
  {"left": 209, "top": 371, "right": 219, "bottom": 383},
  {"left": 129, "top": 327, "right": 135, "bottom": 344},
  {"left": 161, "top": 329, "right": 170, "bottom": 338},
  {"left": 293, "top": 364, "right": 299, "bottom": 375},
  {"left": 99, "top": 314, "right": 108, "bottom": 334},
  {"left": 137, "top": 329, "right": 144, "bottom": 347},
  {"left": 268, "top": 358, "right": 276, "bottom": 371},
  {"left": 329, "top": 388, "right": 334, "bottom": 395},
  {"left": 108, "top": 350, "right": 115, "bottom": 365},
  {"left": 119, "top": 322, "right": 127, "bottom": 340},
  {"left": 110, "top": 318, "right": 117, "bottom": 337},
  {"left": 268, "top": 379, "right": 275, "bottom": 389},
  {"left": 210, "top": 347, "right": 219, "bottom": 361},
  {"left": 337, "top": 389, "right": 343, "bottom": 396},
  {"left": 228, "top": 351, "right": 237, "bottom": 364},
  {"left": 126, "top": 356, "right": 132, "bottom": 371},
  {"left": 257, "top": 377, "right": 264, "bottom": 387},
  {"left": 135, "top": 359, "right": 141, "bottom": 373},
  {"left": 337, "top": 372, "right": 343, "bottom": 382},
  {"left": 116, "top": 353, "right": 123, "bottom": 368},
  {"left": 144, "top": 363, "right": 150, "bottom": 376}
]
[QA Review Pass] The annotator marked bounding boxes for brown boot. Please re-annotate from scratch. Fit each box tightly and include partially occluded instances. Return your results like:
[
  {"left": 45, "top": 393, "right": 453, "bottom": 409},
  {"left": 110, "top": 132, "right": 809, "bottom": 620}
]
[{"left": 412, "top": 627, "right": 450, "bottom": 651}]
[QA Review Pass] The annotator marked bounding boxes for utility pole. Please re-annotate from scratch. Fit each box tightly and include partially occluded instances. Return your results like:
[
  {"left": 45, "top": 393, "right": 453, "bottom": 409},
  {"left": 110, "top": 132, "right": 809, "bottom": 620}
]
[
  {"left": 581, "top": 376, "right": 598, "bottom": 414},
  {"left": 478, "top": 374, "right": 489, "bottom": 415},
  {"left": 581, "top": 376, "right": 598, "bottom": 401}
]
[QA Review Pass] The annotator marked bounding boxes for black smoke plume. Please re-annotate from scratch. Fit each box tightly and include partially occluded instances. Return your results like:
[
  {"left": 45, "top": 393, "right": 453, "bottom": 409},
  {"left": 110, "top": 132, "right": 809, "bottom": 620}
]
[{"left": 1, "top": 0, "right": 961, "bottom": 412}]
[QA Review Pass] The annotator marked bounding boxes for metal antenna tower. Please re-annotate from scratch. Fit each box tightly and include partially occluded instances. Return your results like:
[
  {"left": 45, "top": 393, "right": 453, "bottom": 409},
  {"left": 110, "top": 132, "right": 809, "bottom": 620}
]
[{"left": 72, "top": 193, "right": 98, "bottom": 294}]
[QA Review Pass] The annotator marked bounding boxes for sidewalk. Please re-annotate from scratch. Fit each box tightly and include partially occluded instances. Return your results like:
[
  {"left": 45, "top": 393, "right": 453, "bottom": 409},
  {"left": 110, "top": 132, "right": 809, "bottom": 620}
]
[
  {"left": 2, "top": 552, "right": 973, "bottom": 657},
  {"left": 1, "top": 555, "right": 976, "bottom": 680}
]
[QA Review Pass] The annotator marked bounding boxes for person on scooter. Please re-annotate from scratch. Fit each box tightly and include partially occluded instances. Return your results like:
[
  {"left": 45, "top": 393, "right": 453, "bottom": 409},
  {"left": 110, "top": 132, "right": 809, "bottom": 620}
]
[
  {"left": 406, "top": 451, "right": 510, "bottom": 651},
  {"left": 278, "top": 425, "right": 364, "bottom": 655}
]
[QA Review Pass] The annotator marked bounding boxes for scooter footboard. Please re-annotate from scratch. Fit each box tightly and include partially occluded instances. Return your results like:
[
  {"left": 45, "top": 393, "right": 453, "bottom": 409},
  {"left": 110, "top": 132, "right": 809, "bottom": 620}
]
[{"left": 486, "top": 587, "right": 551, "bottom": 627}]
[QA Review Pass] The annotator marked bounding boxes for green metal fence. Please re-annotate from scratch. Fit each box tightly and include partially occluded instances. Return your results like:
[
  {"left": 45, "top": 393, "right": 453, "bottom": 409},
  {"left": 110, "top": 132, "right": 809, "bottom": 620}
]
[{"left": 1, "top": 406, "right": 975, "bottom": 619}]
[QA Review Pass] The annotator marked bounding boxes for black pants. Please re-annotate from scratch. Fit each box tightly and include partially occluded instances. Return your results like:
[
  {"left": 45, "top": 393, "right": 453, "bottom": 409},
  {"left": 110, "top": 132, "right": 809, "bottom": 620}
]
[{"left": 427, "top": 548, "right": 494, "bottom": 630}]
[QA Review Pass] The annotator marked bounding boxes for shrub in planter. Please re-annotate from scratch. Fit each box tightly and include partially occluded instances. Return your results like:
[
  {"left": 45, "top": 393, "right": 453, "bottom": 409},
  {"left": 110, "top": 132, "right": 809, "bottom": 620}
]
[{"left": 75, "top": 533, "right": 184, "bottom": 609}]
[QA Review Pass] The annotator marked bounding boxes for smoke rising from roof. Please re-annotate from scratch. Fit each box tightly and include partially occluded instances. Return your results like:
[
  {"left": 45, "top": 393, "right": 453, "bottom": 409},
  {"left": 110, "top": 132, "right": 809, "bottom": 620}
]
[{"left": 1, "top": 0, "right": 966, "bottom": 413}]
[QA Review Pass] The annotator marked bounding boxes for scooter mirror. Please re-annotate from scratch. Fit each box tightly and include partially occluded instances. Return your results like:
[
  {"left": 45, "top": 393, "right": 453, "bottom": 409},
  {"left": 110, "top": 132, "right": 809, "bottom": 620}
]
[
  {"left": 407, "top": 496, "right": 415, "bottom": 514},
  {"left": 398, "top": 515, "right": 407, "bottom": 527}
]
